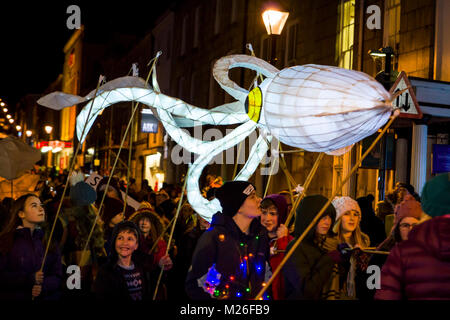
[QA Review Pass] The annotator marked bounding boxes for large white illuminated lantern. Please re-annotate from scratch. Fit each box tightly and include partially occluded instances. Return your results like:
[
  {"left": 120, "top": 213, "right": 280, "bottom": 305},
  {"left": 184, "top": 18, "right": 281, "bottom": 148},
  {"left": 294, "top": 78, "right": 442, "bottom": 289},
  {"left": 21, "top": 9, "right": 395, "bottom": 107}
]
[{"left": 38, "top": 53, "right": 393, "bottom": 222}]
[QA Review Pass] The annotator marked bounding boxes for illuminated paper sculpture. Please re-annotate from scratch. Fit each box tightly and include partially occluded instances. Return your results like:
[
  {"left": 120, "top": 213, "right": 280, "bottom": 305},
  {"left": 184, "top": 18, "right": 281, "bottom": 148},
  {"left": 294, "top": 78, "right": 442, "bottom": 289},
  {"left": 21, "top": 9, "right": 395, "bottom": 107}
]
[{"left": 38, "top": 54, "right": 393, "bottom": 221}]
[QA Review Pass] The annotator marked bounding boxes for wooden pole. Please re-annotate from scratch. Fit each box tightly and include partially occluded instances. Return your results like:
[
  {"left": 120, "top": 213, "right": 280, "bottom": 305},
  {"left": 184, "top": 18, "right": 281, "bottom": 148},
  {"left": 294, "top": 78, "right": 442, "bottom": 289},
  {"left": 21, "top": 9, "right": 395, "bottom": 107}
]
[
  {"left": 254, "top": 110, "right": 400, "bottom": 300},
  {"left": 284, "top": 152, "right": 325, "bottom": 226},
  {"left": 152, "top": 169, "right": 189, "bottom": 300}
]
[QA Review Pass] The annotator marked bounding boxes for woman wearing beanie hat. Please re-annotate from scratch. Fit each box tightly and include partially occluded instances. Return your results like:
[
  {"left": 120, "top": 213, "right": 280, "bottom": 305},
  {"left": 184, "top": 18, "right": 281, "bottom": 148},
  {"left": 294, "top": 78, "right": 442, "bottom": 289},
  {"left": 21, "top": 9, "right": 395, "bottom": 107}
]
[
  {"left": 357, "top": 194, "right": 423, "bottom": 300},
  {"left": 320, "top": 196, "right": 370, "bottom": 300},
  {"left": 260, "top": 194, "right": 293, "bottom": 300},
  {"left": 282, "top": 194, "right": 339, "bottom": 300},
  {"left": 93, "top": 221, "right": 170, "bottom": 300},
  {"left": 185, "top": 181, "right": 271, "bottom": 300},
  {"left": 376, "top": 173, "right": 450, "bottom": 300}
]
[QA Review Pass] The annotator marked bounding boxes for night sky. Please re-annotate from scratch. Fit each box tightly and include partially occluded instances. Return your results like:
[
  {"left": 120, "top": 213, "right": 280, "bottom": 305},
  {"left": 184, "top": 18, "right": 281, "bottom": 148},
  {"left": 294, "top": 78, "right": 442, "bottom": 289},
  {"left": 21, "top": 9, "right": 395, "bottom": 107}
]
[{"left": 0, "top": 1, "right": 179, "bottom": 110}]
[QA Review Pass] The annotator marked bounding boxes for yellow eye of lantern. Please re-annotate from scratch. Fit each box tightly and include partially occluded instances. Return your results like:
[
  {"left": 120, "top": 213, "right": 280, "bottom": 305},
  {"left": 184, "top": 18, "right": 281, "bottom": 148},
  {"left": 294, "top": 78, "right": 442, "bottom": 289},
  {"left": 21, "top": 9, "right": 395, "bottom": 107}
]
[{"left": 245, "top": 86, "right": 262, "bottom": 123}]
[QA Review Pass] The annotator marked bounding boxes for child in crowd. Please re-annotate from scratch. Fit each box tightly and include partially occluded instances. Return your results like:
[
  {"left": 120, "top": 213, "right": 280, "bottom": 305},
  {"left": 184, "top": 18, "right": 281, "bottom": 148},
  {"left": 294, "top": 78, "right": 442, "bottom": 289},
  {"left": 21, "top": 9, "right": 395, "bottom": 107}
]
[
  {"left": 93, "top": 221, "right": 172, "bottom": 300},
  {"left": 0, "top": 194, "right": 62, "bottom": 300},
  {"left": 260, "top": 194, "right": 293, "bottom": 300}
]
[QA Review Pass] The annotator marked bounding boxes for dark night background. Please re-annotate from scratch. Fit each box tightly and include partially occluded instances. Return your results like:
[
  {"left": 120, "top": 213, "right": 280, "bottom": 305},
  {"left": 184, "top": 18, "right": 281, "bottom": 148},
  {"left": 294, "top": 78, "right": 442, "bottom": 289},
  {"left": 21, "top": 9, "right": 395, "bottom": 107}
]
[{"left": 0, "top": 1, "right": 180, "bottom": 110}]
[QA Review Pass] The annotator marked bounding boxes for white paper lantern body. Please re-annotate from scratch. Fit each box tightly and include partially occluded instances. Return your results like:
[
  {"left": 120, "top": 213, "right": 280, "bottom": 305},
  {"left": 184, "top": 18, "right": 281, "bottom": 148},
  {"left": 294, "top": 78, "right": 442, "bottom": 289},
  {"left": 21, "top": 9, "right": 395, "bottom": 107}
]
[{"left": 263, "top": 64, "right": 393, "bottom": 153}]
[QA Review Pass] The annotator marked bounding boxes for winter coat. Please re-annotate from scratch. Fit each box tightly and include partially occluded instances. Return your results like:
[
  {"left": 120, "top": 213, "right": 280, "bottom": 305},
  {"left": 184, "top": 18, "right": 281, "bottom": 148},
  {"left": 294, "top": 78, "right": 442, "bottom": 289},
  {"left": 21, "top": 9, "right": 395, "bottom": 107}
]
[
  {"left": 185, "top": 213, "right": 270, "bottom": 300},
  {"left": 172, "top": 225, "right": 206, "bottom": 299},
  {"left": 0, "top": 227, "right": 62, "bottom": 300},
  {"left": 268, "top": 235, "right": 294, "bottom": 300},
  {"left": 93, "top": 251, "right": 158, "bottom": 300},
  {"left": 282, "top": 195, "right": 336, "bottom": 300},
  {"left": 375, "top": 216, "right": 450, "bottom": 300}
]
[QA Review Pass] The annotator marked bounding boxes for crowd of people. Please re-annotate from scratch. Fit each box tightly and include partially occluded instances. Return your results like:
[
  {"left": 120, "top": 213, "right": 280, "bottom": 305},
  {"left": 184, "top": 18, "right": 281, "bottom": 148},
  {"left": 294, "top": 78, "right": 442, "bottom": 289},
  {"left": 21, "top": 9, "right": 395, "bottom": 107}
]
[{"left": 0, "top": 168, "right": 449, "bottom": 301}]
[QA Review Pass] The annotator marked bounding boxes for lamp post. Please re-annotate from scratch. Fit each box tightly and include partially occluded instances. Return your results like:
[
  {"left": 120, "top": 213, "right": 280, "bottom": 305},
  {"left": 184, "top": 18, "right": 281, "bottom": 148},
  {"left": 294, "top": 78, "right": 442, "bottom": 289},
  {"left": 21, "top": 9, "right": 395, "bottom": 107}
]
[
  {"left": 261, "top": 7, "right": 289, "bottom": 194},
  {"left": 369, "top": 46, "right": 395, "bottom": 200},
  {"left": 44, "top": 125, "right": 53, "bottom": 168},
  {"left": 25, "top": 130, "right": 33, "bottom": 146},
  {"left": 262, "top": 8, "right": 289, "bottom": 66}
]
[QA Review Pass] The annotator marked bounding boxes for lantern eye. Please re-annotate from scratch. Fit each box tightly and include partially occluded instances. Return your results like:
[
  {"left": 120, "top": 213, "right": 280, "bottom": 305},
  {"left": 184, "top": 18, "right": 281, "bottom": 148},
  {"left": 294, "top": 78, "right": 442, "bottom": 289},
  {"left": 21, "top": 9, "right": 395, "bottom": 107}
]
[{"left": 245, "top": 87, "right": 263, "bottom": 123}]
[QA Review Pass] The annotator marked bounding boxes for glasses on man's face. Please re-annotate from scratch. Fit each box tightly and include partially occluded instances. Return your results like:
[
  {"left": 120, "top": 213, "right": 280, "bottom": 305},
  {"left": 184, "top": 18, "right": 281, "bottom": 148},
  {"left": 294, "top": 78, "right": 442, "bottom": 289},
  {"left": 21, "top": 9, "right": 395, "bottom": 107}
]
[{"left": 399, "top": 222, "right": 418, "bottom": 229}]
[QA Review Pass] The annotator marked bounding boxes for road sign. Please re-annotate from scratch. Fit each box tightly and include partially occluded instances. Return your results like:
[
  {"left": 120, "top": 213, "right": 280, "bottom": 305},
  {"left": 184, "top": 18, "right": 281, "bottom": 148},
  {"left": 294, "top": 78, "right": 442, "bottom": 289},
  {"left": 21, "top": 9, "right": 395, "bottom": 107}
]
[
  {"left": 389, "top": 71, "right": 423, "bottom": 119},
  {"left": 85, "top": 172, "right": 103, "bottom": 191}
]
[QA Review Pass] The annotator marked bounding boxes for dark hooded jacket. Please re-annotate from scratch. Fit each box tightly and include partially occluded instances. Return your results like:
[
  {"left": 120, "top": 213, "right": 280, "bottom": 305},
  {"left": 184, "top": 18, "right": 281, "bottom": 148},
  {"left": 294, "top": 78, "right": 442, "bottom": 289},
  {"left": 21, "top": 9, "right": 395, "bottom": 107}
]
[
  {"left": 93, "top": 222, "right": 159, "bottom": 300},
  {"left": 375, "top": 216, "right": 450, "bottom": 300},
  {"left": 262, "top": 194, "right": 294, "bottom": 300},
  {"left": 0, "top": 228, "right": 62, "bottom": 300},
  {"left": 185, "top": 212, "right": 270, "bottom": 300},
  {"left": 282, "top": 195, "right": 336, "bottom": 300}
]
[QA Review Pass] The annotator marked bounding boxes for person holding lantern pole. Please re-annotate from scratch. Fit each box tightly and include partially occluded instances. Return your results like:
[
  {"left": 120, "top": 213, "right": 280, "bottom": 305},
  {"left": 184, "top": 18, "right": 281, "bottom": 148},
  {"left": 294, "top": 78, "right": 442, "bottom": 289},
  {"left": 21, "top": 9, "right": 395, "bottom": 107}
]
[
  {"left": 282, "top": 194, "right": 344, "bottom": 300},
  {"left": 260, "top": 194, "right": 293, "bottom": 300},
  {"left": 0, "top": 194, "right": 62, "bottom": 300},
  {"left": 185, "top": 181, "right": 271, "bottom": 300}
]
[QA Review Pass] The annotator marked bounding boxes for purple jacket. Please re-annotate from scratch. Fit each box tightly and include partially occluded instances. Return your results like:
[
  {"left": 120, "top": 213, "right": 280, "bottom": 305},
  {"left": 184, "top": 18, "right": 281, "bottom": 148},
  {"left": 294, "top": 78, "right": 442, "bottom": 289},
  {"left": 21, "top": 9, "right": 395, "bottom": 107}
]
[
  {"left": 375, "top": 216, "right": 450, "bottom": 300},
  {"left": 0, "top": 227, "right": 62, "bottom": 300}
]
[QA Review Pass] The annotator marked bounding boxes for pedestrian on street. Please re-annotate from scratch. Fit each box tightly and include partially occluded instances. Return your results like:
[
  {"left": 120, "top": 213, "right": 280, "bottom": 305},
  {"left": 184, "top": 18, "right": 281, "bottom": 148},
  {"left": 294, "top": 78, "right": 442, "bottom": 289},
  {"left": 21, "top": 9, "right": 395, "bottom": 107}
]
[
  {"left": 260, "top": 194, "right": 293, "bottom": 300},
  {"left": 185, "top": 181, "right": 270, "bottom": 300},
  {"left": 375, "top": 173, "right": 450, "bottom": 300},
  {"left": 0, "top": 194, "right": 62, "bottom": 300},
  {"left": 282, "top": 195, "right": 339, "bottom": 300}
]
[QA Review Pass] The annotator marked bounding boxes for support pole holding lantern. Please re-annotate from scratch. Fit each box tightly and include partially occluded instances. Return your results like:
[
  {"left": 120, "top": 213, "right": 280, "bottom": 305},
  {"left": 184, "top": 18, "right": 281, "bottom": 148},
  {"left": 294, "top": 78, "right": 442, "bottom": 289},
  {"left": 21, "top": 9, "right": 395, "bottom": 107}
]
[{"left": 254, "top": 110, "right": 400, "bottom": 300}]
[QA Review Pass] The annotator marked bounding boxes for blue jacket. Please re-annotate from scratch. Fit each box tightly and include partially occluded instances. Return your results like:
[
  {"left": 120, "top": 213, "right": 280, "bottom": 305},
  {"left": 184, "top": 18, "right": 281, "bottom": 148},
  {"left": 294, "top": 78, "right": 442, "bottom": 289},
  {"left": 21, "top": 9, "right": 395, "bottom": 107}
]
[{"left": 0, "top": 227, "right": 62, "bottom": 300}]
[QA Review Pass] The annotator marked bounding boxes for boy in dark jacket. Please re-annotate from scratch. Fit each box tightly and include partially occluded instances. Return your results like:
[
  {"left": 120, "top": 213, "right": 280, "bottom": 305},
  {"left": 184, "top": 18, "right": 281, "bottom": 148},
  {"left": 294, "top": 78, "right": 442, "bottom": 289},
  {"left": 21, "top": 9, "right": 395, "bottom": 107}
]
[
  {"left": 185, "top": 181, "right": 270, "bottom": 300},
  {"left": 93, "top": 221, "right": 171, "bottom": 300}
]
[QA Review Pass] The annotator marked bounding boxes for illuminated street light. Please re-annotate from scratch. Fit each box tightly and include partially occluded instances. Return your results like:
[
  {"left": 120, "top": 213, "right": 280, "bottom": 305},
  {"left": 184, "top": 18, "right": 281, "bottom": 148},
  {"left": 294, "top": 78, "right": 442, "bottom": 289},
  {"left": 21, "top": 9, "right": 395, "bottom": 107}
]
[
  {"left": 262, "top": 9, "right": 289, "bottom": 35},
  {"left": 9, "top": 118, "right": 14, "bottom": 124},
  {"left": 6, "top": 114, "right": 11, "bottom": 119},
  {"left": 0, "top": 102, "right": 5, "bottom": 107},
  {"left": 2, "top": 108, "right": 7, "bottom": 113},
  {"left": 16, "top": 125, "right": 21, "bottom": 131},
  {"left": 26, "top": 130, "right": 33, "bottom": 137},
  {"left": 261, "top": 8, "right": 289, "bottom": 67},
  {"left": 44, "top": 125, "right": 53, "bottom": 135}
]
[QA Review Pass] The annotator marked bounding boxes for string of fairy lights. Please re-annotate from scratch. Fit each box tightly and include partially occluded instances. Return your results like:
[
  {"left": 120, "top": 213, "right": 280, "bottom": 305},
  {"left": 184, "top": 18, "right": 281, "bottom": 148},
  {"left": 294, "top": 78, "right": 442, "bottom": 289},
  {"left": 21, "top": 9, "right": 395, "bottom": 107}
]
[{"left": 0, "top": 99, "right": 33, "bottom": 138}]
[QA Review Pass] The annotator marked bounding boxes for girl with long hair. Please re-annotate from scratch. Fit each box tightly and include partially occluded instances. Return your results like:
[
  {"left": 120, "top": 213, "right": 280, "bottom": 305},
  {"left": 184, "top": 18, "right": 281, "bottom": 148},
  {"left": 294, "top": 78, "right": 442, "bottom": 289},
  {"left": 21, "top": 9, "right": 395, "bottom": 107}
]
[
  {"left": 0, "top": 193, "right": 62, "bottom": 300},
  {"left": 322, "top": 196, "right": 370, "bottom": 300}
]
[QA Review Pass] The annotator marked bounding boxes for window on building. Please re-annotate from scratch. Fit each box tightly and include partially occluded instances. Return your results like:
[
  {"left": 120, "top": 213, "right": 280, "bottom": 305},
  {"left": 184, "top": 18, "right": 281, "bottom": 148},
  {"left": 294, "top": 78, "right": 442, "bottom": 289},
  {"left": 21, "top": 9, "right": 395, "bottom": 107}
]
[
  {"left": 384, "top": 0, "right": 401, "bottom": 69},
  {"left": 215, "top": 0, "right": 222, "bottom": 34},
  {"left": 208, "top": 61, "right": 216, "bottom": 107},
  {"left": 181, "top": 15, "right": 189, "bottom": 55},
  {"left": 285, "top": 21, "right": 299, "bottom": 66},
  {"left": 190, "top": 72, "right": 197, "bottom": 104},
  {"left": 178, "top": 76, "right": 186, "bottom": 101},
  {"left": 231, "top": 0, "right": 238, "bottom": 23},
  {"left": 194, "top": 6, "right": 201, "bottom": 48},
  {"left": 336, "top": 0, "right": 355, "bottom": 69}
]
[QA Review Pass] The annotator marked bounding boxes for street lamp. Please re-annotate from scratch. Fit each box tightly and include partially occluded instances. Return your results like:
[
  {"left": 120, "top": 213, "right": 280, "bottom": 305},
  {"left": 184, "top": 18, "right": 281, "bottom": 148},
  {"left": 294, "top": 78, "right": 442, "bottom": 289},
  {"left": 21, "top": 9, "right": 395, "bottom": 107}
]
[
  {"left": 369, "top": 46, "right": 395, "bottom": 201},
  {"left": 262, "top": 9, "right": 289, "bottom": 35},
  {"left": 6, "top": 114, "right": 11, "bottom": 119},
  {"left": 16, "top": 125, "right": 21, "bottom": 131},
  {"left": 262, "top": 8, "right": 289, "bottom": 66},
  {"left": 369, "top": 46, "right": 395, "bottom": 90},
  {"left": 26, "top": 130, "right": 33, "bottom": 137},
  {"left": 44, "top": 125, "right": 53, "bottom": 135},
  {"left": 0, "top": 102, "right": 5, "bottom": 107},
  {"left": 8, "top": 118, "right": 14, "bottom": 124},
  {"left": 261, "top": 7, "right": 288, "bottom": 193},
  {"left": 2, "top": 108, "right": 7, "bottom": 113}
]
